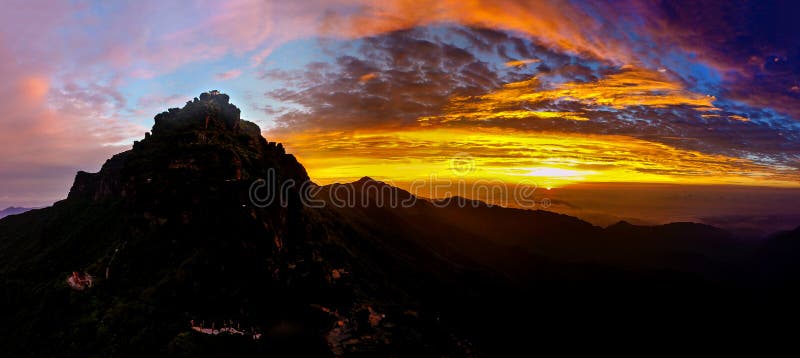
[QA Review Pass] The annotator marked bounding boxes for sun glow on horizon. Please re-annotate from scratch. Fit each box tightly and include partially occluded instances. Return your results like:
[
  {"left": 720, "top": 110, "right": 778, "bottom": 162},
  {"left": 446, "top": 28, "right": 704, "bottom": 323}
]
[{"left": 272, "top": 127, "right": 799, "bottom": 190}]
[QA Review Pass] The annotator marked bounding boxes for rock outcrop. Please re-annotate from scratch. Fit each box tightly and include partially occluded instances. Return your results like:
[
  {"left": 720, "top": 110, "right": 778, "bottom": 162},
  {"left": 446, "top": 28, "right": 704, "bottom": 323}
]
[{"left": 67, "top": 90, "right": 307, "bottom": 202}]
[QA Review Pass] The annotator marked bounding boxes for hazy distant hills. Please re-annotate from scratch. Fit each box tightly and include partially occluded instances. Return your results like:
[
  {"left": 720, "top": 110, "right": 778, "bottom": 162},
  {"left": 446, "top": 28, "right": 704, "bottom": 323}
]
[
  {"left": 318, "top": 177, "right": 752, "bottom": 273},
  {"left": 0, "top": 206, "right": 34, "bottom": 219},
  {"left": 2, "top": 92, "right": 800, "bottom": 357}
]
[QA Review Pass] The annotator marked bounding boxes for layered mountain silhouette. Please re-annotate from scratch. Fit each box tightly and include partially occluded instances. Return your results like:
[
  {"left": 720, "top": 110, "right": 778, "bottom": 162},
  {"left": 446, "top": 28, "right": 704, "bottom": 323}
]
[
  {"left": 2, "top": 91, "right": 800, "bottom": 356},
  {"left": 0, "top": 207, "right": 34, "bottom": 219}
]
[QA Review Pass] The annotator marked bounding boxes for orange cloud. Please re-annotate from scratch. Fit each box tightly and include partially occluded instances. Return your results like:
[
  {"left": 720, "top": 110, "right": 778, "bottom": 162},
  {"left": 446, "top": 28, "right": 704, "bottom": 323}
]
[
  {"left": 358, "top": 72, "right": 379, "bottom": 83},
  {"left": 317, "top": 0, "right": 630, "bottom": 62},
  {"left": 157, "top": 0, "right": 638, "bottom": 72},
  {"left": 419, "top": 66, "right": 716, "bottom": 125},
  {"left": 505, "top": 58, "right": 541, "bottom": 67}
]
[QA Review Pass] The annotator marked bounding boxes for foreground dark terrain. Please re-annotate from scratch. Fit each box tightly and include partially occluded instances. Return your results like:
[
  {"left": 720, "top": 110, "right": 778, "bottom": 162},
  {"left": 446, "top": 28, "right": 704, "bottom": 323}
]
[{"left": 2, "top": 92, "right": 799, "bottom": 356}]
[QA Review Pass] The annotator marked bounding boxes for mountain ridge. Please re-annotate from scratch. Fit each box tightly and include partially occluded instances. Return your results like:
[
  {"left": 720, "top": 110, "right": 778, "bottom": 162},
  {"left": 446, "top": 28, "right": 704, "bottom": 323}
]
[{"left": 2, "top": 91, "right": 800, "bottom": 356}]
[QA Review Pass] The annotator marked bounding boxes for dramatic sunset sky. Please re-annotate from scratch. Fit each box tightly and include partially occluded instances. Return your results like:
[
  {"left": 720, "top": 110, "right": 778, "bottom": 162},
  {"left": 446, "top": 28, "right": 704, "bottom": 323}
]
[{"left": 2, "top": 0, "right": 800, "bottom": 214}]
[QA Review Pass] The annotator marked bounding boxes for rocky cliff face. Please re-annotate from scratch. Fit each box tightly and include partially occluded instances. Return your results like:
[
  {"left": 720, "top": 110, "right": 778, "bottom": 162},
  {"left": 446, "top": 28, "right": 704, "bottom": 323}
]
[
  {"left": 68, "top": 152, "right": 130, "bottom": 201},
  {"left": 68, "top": 90, "right": 308, "bottom": 202}
]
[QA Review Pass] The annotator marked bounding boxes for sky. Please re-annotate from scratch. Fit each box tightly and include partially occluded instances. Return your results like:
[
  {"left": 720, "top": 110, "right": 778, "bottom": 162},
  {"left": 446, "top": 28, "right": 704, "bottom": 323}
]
[{"left": 1, "top": 0, "right": 800, "bottom": 209}]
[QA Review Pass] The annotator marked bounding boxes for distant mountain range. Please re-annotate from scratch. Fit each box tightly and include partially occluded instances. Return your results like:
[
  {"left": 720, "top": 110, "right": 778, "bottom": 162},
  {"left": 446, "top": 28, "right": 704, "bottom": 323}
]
[
  {"left": 2, "top": 92, "right": 799, "bottom": 356},
  {"left": 0, "top": 206, "right": 34, "bottom": 219}
]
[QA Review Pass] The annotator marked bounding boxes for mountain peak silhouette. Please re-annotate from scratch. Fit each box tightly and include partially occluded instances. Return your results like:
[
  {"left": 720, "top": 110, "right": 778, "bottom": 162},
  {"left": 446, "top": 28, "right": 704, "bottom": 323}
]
[{"left": 67, "top": 91, "right": 308, "bottom": 202}]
